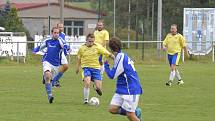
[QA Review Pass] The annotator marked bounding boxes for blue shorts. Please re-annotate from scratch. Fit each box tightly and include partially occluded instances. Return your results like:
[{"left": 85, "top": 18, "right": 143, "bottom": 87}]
[
  {"left": 82, "top": 67, "right": 101, "bottom": 81},
  {"left": 168, "top": 53, "right": 181, "bottom": 66}
]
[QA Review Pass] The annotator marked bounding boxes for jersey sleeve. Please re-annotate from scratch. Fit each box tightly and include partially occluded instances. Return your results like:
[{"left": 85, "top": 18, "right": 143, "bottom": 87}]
[
  {"left": 104, "top": 30, "right": 109, "bottom": 41},
  {"left": 39, "top": 39, "right": 48, "bottom": 51},
  {"left": 163, "top": 34, "right": 168, "bottom": 47},
  {"left": 104, "top": 54, "right": 124, "bottom": 79},
  {"left": 180, "top": 34, "right": 187, "bottom": 48},
  {"left": 58, "top": 37, "right": 65, "bottom": 48},
  {"left": 97, "top": 44, "right": 110, "bottom": 57}
]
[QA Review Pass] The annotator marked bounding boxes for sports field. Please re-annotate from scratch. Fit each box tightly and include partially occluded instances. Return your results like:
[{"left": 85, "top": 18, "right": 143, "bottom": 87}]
[{"left": 0, "top": 61, "right": 214, "bottom": 121}]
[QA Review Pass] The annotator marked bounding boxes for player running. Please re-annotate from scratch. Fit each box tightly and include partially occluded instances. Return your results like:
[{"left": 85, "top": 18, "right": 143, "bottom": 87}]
[
  {"left": 33, "top": 27, "right": 65, "bottom": 103},
  {"left": 75, "top": 33, "right": 114, "bottom": 104},
  {"left": 51, "top": 23, "right": 71, "bottom": 87},
  {"left": 104, "top": 37, "right": 143, "bottom": 121}
]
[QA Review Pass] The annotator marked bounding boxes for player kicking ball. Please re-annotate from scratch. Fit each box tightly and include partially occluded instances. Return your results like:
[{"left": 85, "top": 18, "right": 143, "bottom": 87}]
[
  {"left": 76, "top": 33, "right": 114, "bottom": 104},
  {"left": 104, "top": 37, "right": 143, "bottom": 121}
]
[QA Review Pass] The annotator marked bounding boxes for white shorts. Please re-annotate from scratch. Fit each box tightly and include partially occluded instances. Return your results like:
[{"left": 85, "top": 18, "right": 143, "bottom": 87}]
[
  {"left": 43, "top": 61, "right": 59, "bottom": 79},
  {"left": 110, "top": 93, "right": 140, "bottom": 112},
  {"left": 61, "top": 52, "right": 68, "bottom": 65}
]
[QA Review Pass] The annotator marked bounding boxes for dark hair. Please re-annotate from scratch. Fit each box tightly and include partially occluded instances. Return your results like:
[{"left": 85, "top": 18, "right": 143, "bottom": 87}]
[
  {"left": 86, "top": 33, "right": 95, "bottom": 39},
  {"left": 171, "top": 24, "right": 177, "bottom": 28},
  {"left": 51, "top": 27, "right": 59, "bottom": 33},
  {"left": 109, "top": 37, "right": 121, "bottom": 52}
]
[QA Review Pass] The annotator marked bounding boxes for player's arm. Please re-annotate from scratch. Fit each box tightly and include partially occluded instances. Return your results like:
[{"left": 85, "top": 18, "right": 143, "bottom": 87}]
[
  {"left": 76, "top": 56, "right": 81, "bottom": 74},
  {"left": 180, "top": 35, "right": 190, "bottom": 58},
  {"left": 104, "top": 30, "right": 110, "bottom": 47},
  {"left": 104, "top": 55, "right": 124, "bottom": 79},
  {"left": 162, "top": 35, "right": 168, "bottom": 51},
  {"left": 98, "top": 45, "right": 114, "bottom": 59},
  {"left": 76, "top": 48, "right": 82, "bottom": 74},
  {"left": 32, "top": 40, "right": 47, "bottom": 53}
]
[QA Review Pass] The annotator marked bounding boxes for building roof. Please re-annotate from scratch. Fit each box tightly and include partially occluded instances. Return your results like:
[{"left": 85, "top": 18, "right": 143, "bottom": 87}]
[
  {"left": 0, "top": 2, "right": 98, "bottom": 14},
  {"left": 0, "top": 0, "right": 58, "bottom": 4}
]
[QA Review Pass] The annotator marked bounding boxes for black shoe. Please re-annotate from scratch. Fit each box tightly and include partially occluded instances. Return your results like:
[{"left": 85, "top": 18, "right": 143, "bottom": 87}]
[
  {"left": 48, "top": 96, "right": 54, "bottom": 104},
  {"left": 83, "top": 99, "right": 88, "bottom": 104},
  {"left": 53, "top": 81, "right": 61, "bottom": 88},
  {"left": 96, "top": 89, "right": 102, "bottom": 96},
  {"left": 165, "top": 81, "right": 172, "bottom": 86}
]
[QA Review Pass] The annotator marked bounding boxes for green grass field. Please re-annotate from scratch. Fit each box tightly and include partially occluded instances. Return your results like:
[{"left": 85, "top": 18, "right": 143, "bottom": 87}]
[{"left": 0, "top": 61, "right": 215, "bottom": 121}]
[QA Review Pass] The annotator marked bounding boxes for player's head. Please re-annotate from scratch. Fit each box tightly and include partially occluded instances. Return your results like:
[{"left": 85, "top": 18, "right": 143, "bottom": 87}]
[
  {"left": 170, "top": 24, "right": 178, "bottom": 35},
  {"left": 51, "top": 27, "right": 59, "bottom": 39},
  {"left": 57, "top": 23, "right": 64, "bottom": 32},
  {"left": 96, "top": 21, "right": 104, "bottom": 31},
  {"left": 109, "top": 37, "right": 121, "bottom": 53},
  {"left": 86, "top": 33, "right": 95, "bottom": 47}
]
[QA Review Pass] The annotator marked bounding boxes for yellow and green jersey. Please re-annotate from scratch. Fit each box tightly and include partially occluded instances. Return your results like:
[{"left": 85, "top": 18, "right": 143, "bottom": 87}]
[
  {"left": 94, "top": 29, "right": 109, "bottom": 48},
  {"left": 163, "top": 33, "right": 187, "bottom": 55},
  {"left": 77, "top": 43, "right": 111, "bottom": 69}
]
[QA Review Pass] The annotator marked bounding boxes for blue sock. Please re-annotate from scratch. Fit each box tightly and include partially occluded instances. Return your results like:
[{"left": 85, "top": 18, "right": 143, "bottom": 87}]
[
  {"left": 45, "top": 83, "right": 52, "bottom": 96},
  {"left": 118, "top": 107, "right": 127, "bottom": 116},
  {"left": 52, "top": 72, "right": 63, "bottom": 85}
]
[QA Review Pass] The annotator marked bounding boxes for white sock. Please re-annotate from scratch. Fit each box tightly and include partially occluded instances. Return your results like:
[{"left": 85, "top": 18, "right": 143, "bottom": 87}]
[
  {"left": 83, "top": 87, "right": 90, "bottom": 101},
  {"left": 100, "top": 65, "right": 104, "bottom": 80},
  {"left": 175, "top": 69, "right": 182, "bottom": 81},
  {"left": 100, "top": 65, "right": 104, "bottom": 74},
  {"left": 169, "top": 70, "right": 176, "bottom": 82}
]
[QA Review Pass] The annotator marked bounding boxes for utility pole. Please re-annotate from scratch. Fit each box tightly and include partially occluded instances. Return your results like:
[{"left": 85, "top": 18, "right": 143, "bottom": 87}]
[
  {"left": 135, "top": 0, "right": 139, "bottom": 49},
  {"left": 48, "top": 0, "right": 51, "bottom": 35},
  {"left": 113, "top": 0, "right": 116, "bottom": 37},
  {"left": 98, "top": 0, "right": 101, "bottom": 21},
  {"left": 152, "top": 0, "right": 154, "bottom": 41},
  {"left": 128, "top": 0, "right": 131, "bottom": 48},
  {"left": 60, "top": 0, "right": 64, "bottom": 24},
  {"left": 157, "top": 0, "right": 162, "bottom": 56}
]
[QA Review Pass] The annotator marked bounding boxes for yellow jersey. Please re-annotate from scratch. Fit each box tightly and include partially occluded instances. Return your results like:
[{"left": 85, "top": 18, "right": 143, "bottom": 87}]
[
  {"left": 77, "top": 43, "right": 111, "bottom": 69},
  {"left": 94, "top": 29, "right": 109, "bottom": 48},
  {"left": 163, "top": 33, "right": 187, "bottom": 55}
]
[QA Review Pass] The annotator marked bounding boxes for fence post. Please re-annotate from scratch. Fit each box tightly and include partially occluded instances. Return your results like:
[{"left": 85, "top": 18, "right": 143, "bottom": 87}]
[
  {"left": 17, "top": 42, "right": 19, "bottom": 63},
  {"left": 212, "top": 41, "right": 214, "bottom": 62}
]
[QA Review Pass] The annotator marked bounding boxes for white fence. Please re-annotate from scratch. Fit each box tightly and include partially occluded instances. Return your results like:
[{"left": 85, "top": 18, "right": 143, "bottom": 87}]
[
  {"left": 0, "top": 32, "right": 27, "bottom": 57},
  {"left": 0, "top": 40, "right": 214, "bottom": 63}
]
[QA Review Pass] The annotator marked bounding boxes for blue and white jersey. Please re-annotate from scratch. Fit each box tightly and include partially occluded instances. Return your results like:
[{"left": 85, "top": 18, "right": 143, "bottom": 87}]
[
  {"left": 59, "top": 32, "right": 66, "bottom": 43},
  {"left": 104, "top": 52, "right": 142, "bottom": 95},
  {"left": 40, "top": 37, "right": 64, "bottom": 66}
]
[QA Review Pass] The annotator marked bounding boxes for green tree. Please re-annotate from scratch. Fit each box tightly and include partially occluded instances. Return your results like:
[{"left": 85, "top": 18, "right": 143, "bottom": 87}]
[{"left": 5, "top": 7, "right": 25, "bottom": 32}]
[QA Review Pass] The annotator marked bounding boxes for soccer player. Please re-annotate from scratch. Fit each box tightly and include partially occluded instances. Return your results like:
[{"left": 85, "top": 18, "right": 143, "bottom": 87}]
[
  {"left": 104, "top": 37, "right": 142, "bottom": 121},
  {"left": 76, "top": 33, "right": 114, "bottom": 104},
  {"left": 51, "top": 23, "right": 70, "bottom": 87},
  {"left": 94, "top": 21, "right": 109, "bottom": 75},
  {"left": 33, "top": 27, "right": 65, "bottom": 103},
  {"left": 163, "top": 24, "right": 189, "bottom": 86}
]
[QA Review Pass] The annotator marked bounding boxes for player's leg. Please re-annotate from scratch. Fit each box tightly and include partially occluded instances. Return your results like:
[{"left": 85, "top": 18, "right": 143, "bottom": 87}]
[
  {"left": 175, "top": 53, "right": 184, "bottom": 85},
  {"left": 43, "top": 61, "right": 54, "bottom": 103},
  {"left": 92, "top": 68, "right": 102, "bottom": 96},
  {"left": 83, "top": 68, "right": 91, "bottom": 104},
  {"left": 166, "top": 54, "right": 177, "bottom": 86},
  {"left": 108, "top": 93, "right": 124, "bottom": 114},
  {"left": 122, "top": 95, "right": 141, "bottom": 121},
  {"left": 52, "top": 52, "right": 68, "bottom": 87}
]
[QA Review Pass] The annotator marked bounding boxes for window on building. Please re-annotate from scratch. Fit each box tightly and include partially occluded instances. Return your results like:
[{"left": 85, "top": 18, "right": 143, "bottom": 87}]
[{"left": 64, "top": 20, "right": 84, "bottom": 36}]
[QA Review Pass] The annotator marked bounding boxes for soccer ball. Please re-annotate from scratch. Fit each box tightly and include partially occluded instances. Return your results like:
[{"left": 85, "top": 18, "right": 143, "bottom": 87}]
[{"left": 89, "top": 97, "right": 99, "bottom": 106}]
